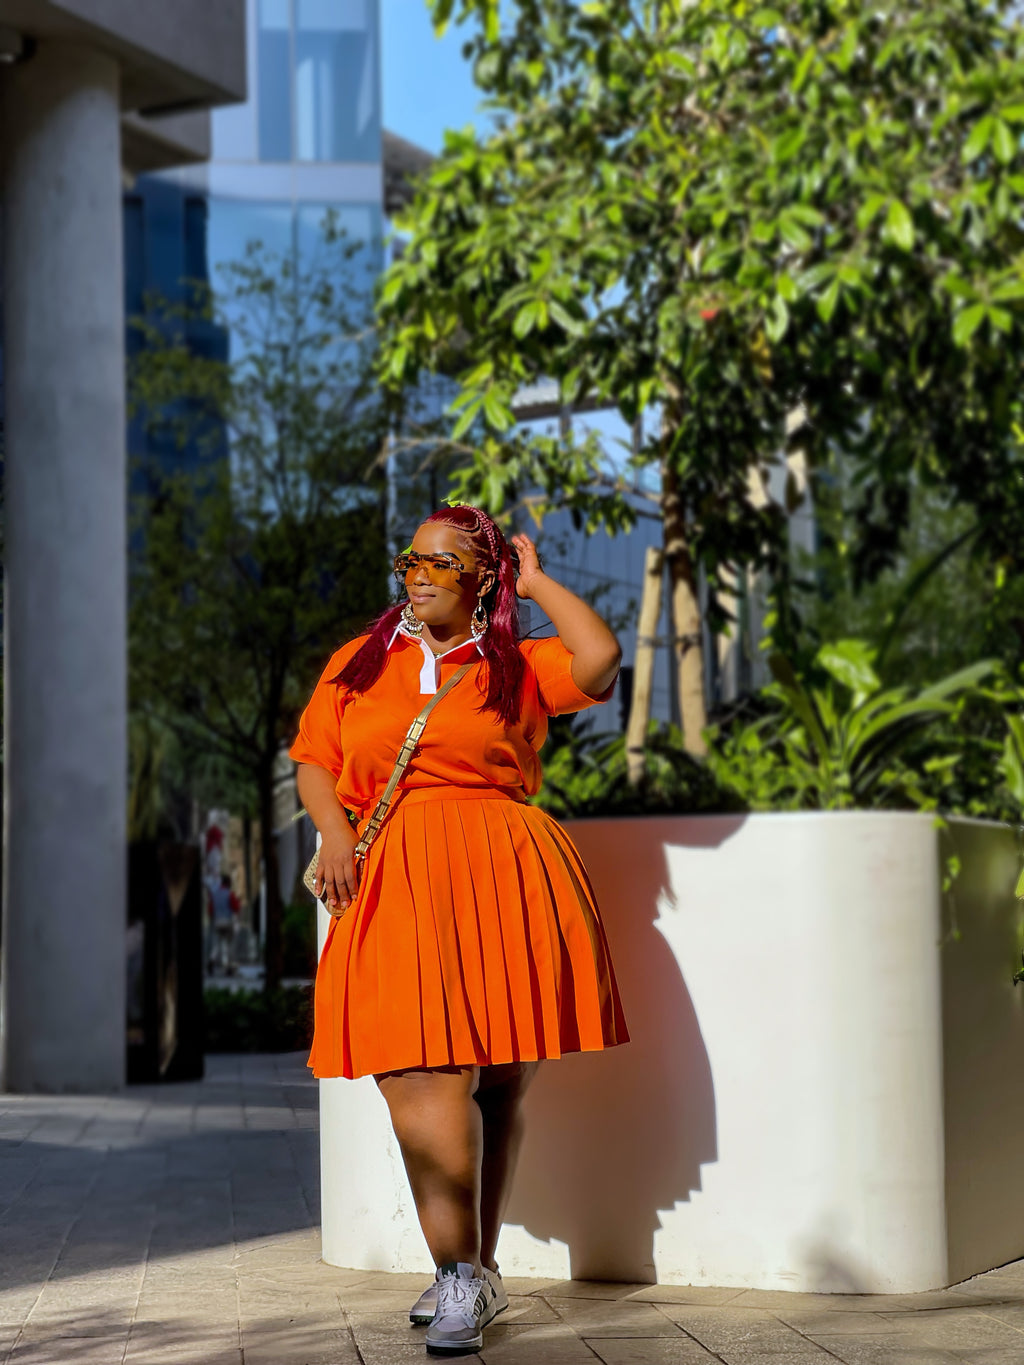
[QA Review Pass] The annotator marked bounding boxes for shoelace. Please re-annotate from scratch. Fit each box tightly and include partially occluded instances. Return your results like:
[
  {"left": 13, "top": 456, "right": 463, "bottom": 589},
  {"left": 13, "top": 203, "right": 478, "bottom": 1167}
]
[{"left": 436, "top": 1271, "right": 481, "bottom": 1318}]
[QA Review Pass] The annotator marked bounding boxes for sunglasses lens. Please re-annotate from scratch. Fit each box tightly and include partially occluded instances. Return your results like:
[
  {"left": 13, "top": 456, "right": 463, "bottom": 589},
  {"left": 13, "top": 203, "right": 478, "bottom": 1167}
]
[{"left": 393, "top": 553, "right": 465, "bottom": 581}]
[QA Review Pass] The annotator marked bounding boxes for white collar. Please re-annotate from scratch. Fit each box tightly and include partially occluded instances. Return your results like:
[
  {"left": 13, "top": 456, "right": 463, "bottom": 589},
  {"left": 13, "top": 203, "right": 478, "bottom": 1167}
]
[{"left": 387, "top": 620, "right": 483, "bottom": 695}]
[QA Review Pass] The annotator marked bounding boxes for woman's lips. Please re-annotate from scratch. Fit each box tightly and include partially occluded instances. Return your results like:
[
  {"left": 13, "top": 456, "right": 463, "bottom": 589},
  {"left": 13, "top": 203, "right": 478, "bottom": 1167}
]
[{"left": 408, "top": 593, "right": 433, "bottom": 604}]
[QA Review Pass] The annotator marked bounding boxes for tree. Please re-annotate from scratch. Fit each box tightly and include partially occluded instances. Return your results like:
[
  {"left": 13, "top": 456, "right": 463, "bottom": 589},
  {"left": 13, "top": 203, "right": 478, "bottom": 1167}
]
[
  {"left": 379, "top": 0, "right": 1024, "bottom": 751},
  {"left": 130, "top": 229, "right": 390, "bottom": 992}
]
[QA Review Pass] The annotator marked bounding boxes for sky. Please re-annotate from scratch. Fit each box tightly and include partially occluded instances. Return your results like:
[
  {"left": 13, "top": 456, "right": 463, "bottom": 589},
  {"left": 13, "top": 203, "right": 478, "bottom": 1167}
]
[{"left": 380, "top": 1, "right": 489, "bottom": 153}]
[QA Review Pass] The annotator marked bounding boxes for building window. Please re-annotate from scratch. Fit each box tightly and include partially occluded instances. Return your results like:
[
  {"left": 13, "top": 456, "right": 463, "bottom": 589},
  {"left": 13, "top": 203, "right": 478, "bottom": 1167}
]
[
  {"left": 258, "top": 0, "right": 293, "bottom": 162},
  {"left": 258, "top": 0, "right": 380, "bottom": 164}
]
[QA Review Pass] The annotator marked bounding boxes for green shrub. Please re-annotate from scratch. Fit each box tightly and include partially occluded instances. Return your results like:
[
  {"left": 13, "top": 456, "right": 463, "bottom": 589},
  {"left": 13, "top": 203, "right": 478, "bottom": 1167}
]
[
  {"left": 534, "top": 717, "right": 742, "bottom": 818},
  {"left": 204, "top": 985, "right": 313, "bottom": 1053}
]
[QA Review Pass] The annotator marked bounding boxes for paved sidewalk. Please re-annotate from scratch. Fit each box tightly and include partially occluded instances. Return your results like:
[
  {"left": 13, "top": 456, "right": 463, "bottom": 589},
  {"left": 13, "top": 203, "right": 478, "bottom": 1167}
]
[{"left": 2, "top": 1054, "right": 1024, "bottom": 1364}]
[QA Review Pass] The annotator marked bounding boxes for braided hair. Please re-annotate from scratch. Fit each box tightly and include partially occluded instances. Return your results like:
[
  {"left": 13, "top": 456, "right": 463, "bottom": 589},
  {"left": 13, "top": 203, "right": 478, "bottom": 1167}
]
[{"left": 338, "top": 505, "right": 527, "bottom": 727}]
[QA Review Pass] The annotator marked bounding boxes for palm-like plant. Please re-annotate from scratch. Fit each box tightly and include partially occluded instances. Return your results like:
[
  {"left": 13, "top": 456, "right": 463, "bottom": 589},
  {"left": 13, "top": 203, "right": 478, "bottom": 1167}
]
[{"left": 707, "top": 641, "right": 994, "bottom": 811}]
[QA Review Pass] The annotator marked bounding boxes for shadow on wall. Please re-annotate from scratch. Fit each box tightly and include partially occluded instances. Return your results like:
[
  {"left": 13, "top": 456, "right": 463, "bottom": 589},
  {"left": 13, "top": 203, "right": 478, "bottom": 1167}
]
[{"left": 505, "top": 817, "right": 735, "bottom": 1283}]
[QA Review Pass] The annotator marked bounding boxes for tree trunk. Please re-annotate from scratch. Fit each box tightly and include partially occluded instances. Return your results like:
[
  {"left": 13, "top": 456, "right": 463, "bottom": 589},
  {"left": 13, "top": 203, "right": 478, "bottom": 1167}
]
[
  {"left": 259, "top": 769, "right": 285, "bottom": 995},
  {"left": 626, "top": 545, "right": 664, "bottom": 785},
  {"left": 662, "top": 459, "right": 708, "bottom": 756}
]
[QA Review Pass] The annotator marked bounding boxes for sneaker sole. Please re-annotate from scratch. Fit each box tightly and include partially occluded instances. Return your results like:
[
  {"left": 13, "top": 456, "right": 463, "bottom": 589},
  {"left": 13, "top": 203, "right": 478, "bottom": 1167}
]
[
  {"left": 426, "top": 1338, "right": 482, "bottom": 1355},
  {"left": 412, "top": 1296, "right": 507, "bottom": 1327}
]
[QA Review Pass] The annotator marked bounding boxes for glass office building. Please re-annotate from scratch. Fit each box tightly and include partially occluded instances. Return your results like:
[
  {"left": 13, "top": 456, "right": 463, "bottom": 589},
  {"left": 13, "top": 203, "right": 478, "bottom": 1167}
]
[{"left": 150, "top": 0, "right": 384, "bottom": 348}]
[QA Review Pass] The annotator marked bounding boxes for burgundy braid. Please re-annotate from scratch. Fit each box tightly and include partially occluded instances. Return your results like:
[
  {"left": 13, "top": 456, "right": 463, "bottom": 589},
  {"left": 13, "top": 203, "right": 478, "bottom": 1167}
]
[{"left": 338, "top": 506, "right": 526, "bottom": 727}]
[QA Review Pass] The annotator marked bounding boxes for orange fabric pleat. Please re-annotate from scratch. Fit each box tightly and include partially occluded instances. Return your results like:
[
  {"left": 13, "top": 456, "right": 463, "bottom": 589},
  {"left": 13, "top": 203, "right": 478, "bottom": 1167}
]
[{"left": 308, "top": 792, "right": 628, "bottom": 1080}]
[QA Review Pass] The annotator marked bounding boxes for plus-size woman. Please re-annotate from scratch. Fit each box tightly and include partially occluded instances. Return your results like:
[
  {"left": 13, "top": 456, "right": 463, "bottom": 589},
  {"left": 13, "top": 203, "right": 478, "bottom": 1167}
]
[{"left": 290, "top": 504, "right": 628, "bottom": 1355}]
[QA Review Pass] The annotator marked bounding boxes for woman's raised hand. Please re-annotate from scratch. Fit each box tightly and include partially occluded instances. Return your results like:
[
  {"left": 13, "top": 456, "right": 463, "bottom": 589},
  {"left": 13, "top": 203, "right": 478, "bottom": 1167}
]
[
  {"left": 315, "top": 827, "right": 360, "bottom": 916},
  {"left": 511, "top": 533, "right": 544, "bottom": 600}
]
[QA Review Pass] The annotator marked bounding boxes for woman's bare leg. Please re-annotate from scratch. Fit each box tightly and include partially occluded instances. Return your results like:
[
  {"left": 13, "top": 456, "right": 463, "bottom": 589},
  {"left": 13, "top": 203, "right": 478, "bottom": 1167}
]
[
  {"left": 475, "top": 1061, "right": 540, "bottom": 1271},
  {"left": 375, "top": 1065, "right": 483, "bottom": 1271}
]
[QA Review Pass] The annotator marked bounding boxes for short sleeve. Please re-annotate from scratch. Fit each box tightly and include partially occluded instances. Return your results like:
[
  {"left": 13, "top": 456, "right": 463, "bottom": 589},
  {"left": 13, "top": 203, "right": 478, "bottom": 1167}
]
[
  {"left": 525, "top": 636, "right": 617, "bottom": 717},
  {"left": 288, "top": 637, "right": 365, "bottom": 777}
]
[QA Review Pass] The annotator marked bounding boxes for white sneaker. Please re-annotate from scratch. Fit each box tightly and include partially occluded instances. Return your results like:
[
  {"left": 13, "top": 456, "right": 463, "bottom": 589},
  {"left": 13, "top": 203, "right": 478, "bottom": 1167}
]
[
  {"left": 424, "top": 1261, "right": 499, "bottom": 1353},
  {"left": 410, "top": 1265, "right": 507, "bottom": 1326}
]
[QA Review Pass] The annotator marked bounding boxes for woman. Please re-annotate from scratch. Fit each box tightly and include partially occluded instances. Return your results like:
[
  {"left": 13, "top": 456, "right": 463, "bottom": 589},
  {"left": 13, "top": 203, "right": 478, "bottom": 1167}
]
[{"left": 291, "top": 504, "right": 628, "bottom": 1355}]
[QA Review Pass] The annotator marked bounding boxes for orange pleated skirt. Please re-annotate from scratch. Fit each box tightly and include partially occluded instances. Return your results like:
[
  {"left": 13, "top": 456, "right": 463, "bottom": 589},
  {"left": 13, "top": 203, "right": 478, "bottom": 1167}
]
[{"left": 308, "top": 787, "right": 629, "bottom": 1079}]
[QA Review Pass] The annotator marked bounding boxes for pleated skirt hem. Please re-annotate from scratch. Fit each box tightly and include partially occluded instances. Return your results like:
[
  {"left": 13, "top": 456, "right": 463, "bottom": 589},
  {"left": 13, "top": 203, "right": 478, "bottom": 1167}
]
[{"left": 308, "top": 793, "right": 629, "bottom": 1082}]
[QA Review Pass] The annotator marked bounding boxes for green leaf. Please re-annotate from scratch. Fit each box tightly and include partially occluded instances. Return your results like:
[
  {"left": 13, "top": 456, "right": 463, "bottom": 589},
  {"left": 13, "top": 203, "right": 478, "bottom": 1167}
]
[
  {"left": 778, "top": 214, "right": 813, "bottom": 251},
  {"left": 431, "top": 0, "right": 455, "bottom": 38},
  {"left": 450, "top": 395, "right": 483, "bottom": 442},
  {"left": 816, "top": 640, "right": 880, "bottom": 697},
  {"left": 952, "top": 303, "right": 986, "bottom": 347},
  {"left": 992, "top": 119, "right": 1017, "bottom": 166},
  {"left": 963, "top": 115, "right": 995, "bottom": 163},
  {"left": 482, "top": 388, "right": 514, "bottom": 431},
  {"left": 765, "top": 294, "right": 790, "bottom": 341},
  {"left": 817, "top": 277, "right": 842, "bottom": 322},
  {"left": 885, "top": 199, "right": 914, "bottom": 251},
  {"left": 387, "top": 345, "right": 408, "bottom": 381},
  {"left": 512, "top": 300, "right": 543, "bottom": 339},
  {"left": 856, "top": 192, "right": 888, "bottom": 232},
  {"left": 549, "top": 301, "right": 586, "bottom": 337}
]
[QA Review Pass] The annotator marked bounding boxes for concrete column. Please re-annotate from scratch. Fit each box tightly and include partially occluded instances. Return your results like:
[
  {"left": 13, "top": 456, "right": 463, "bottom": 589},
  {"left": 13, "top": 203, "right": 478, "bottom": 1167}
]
[{"left": 1, "top": 43, "right": 127, "bottom": 1091}]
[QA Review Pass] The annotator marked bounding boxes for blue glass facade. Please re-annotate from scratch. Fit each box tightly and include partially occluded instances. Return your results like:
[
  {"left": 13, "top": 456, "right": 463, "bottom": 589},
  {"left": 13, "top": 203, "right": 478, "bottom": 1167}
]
[
  {"left": 206, "top": 0, "right": 384, "bottom": 355},
  {"left": 124, "top": 176, "right": 229, "bottom": 498},
  {"left": 123, "top": 0, "right": 385, "bottom": 461},
  {"left": 257, "top": 0, "right": 380, "bottom": 163}
]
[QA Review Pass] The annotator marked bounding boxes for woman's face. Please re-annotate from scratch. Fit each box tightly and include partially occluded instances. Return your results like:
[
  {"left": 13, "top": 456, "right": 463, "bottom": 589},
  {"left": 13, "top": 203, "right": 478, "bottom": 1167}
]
[{"left": 401, "top": 523, "right": 491, "bottom": 632}]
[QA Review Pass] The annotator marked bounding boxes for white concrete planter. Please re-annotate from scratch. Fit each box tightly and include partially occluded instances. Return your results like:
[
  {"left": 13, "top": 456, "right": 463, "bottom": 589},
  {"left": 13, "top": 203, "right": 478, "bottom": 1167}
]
[{"left": 317, "top": 812, "right": 1024, "bottom": 1293}]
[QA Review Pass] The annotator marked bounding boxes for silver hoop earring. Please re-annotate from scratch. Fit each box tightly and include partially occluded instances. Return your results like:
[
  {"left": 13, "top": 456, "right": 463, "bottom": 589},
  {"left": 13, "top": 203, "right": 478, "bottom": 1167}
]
[
  {"left": 470, "top": 598, "right": 489, "bottom": 642},
  {"left": 402, "top": 601, "right": 423, "bottom": 636}
]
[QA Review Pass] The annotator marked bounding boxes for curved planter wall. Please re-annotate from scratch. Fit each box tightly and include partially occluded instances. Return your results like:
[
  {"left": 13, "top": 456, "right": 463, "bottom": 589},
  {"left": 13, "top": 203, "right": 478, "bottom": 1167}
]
[{"left": 316, "top": 811, "right": 1024, "bottom": 1293}]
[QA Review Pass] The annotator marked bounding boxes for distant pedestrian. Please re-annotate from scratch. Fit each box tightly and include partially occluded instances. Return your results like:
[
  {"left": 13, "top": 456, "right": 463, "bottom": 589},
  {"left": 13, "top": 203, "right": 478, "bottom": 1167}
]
[
  {"left": 291, "top": 504, "right": 628, "bottom": 1355},
  {"left": 209, "top": 873, "right": 236, "bottom": 975}
]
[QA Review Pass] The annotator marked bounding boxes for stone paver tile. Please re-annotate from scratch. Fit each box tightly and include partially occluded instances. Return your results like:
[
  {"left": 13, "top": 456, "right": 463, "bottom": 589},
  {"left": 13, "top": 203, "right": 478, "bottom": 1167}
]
[
  {"left": 655, "top": 1304, "right": 825, "bottom": 1353},
  {"left": 336, "top": 1269, "right": 436, "bottom": 1294},
  {"left": 8, "top": 1337, "right": 130, "bottom": 1365},
  {"left": 341, "top": 1287, "right": 428, "bottom": 1313},
  {"left": 500, "top": 1294, "right": 561, "bottom": 1324},
  {"left": 878, "top": 1310, "right": 1024, "bottom": 1351},
  {"left": 778, "top": 1309, "right": 910, "bottom": 1336},
  {"left": 952, "top": 1353, "right": 1024, "bottom": 1365},
  {"left": 626, "top": 1284, "right": 748, "bottom": 1306},
  {"left": 544, "top": 1296, "right": 685, "bottom": 1338},
  {"left": 348, "top": 1317, "right": 478, "bottom": 1365},
  {"left": 969, "top": 1304, "right": 1024, "bottom": 1331},
  {"left": 706, "top": 1356, "right": 838, "bottom": 1365},
  {"left": 499, "top": 1277, "right": 577, "bottom": 1297},
  {"left": 123, "top": 1347, "right": 242, "bottom": 1365},
  {"left": 811, "top": 1337, "right": 964, "bottom": 1365},
  {"left": 585, "top": 1336, "right": 720, "bottom": 1364},
  {"left": 241, "top": 1323, "right": 361, "bottom": 1365},
  {"left": 733, "top": 1288, "right": 965, "bottom": 1314},
  {"left": 0, "top": 1291, "right": 45, "bottom": 1328},
  {"left": 540, "top": 1280, "right": 654, "bottom": 1301},
  {"left": 479, "top": 1322, "right": 594, "bottom": 1363}
]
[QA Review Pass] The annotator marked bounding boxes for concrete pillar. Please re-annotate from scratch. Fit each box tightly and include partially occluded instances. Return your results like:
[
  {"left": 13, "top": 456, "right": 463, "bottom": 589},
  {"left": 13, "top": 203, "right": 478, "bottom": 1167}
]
[{"left": 1, "top": 43, "right": 127, "bottom": 1091}]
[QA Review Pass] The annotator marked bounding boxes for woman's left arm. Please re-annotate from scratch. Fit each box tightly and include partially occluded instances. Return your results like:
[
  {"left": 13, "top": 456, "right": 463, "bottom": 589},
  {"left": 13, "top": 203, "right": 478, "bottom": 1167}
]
[{"left": 511, "top": 533, "right": 622, "bottom": 696}]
